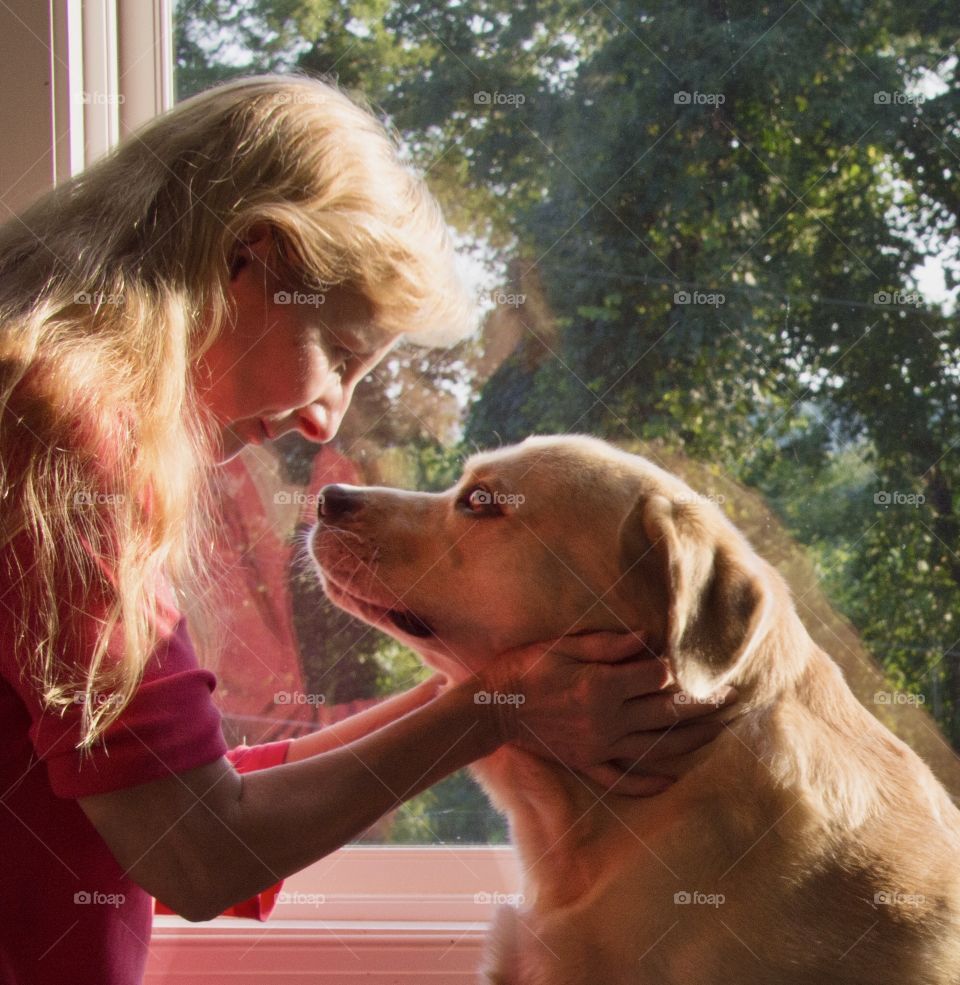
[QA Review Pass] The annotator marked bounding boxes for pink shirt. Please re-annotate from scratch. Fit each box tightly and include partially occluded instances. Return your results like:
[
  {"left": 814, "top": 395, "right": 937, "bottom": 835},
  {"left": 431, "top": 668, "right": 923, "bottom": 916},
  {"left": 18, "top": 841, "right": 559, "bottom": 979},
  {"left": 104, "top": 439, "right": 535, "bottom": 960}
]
[{"left": 0, "top": 562, "right": 292, "bottom": 983}]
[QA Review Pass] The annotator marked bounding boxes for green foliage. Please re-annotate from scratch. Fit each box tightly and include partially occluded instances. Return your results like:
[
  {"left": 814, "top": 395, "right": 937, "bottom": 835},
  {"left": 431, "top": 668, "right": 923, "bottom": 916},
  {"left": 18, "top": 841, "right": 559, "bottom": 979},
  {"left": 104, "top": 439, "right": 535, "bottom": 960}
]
[
  {"left": 388, "top": 770, "right": 509, "bottom": 845},
  {"left": 369, "top": 637, "right": 430, "bottom": 694}
]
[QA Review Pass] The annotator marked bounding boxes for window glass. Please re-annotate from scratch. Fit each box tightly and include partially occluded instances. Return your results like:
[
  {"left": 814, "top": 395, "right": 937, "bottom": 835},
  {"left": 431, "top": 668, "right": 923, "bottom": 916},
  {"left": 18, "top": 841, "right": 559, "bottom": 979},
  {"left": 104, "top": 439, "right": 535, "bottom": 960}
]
[{"left": 172, "top": 1, "right": 960, "bottom": 850}]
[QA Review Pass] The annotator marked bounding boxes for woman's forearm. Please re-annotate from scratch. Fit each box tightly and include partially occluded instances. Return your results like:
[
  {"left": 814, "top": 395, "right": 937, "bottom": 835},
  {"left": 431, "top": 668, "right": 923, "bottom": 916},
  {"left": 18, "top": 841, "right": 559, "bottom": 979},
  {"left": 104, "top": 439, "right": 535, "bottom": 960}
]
[
  {"left": 206, "top": 677, "right": 501, "bottom": 913},
  {"left": 284, "top": 676, "right": 444, "bottom": 762},
  {"left": 79, "top": 674, "right": 501, "bottom": 921}
]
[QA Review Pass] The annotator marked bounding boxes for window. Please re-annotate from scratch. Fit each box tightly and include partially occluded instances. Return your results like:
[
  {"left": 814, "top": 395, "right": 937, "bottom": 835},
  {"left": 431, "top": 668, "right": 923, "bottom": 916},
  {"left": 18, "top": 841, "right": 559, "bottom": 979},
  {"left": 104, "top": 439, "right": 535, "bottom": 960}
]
[
  {"left": 167, "top": 0, "right": 960, "bottom": 841},
  {"left": 8, "top": 1, "right": 959, "bottom": 980}
]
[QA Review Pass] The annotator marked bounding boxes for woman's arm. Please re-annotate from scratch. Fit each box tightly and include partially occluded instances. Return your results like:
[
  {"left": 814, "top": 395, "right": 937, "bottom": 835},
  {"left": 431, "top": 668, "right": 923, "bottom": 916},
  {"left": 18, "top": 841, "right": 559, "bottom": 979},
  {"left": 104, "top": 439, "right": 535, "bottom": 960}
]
[{"left": 79, "top": 676, "right": 502, "bottom": 922}]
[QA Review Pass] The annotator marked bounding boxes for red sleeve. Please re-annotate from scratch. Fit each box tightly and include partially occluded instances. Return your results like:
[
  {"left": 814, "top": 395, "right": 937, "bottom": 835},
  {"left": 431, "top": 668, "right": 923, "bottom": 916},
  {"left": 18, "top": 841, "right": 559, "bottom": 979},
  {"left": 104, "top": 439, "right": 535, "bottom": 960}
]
[
  {"left": 8, "top": 616, "right": 230, "bottom": 799},
  {"left": 154, "top": 738, "right": 293, "bottom": 921},
  {"left": 225, "top": 739, "right": 293, "bottom": 773},
  {"left": 0, "top": 528, "right": 293, "bottom": 922},
  {"left": 0, "top": 521, "right": 228, "bottom": 799}
]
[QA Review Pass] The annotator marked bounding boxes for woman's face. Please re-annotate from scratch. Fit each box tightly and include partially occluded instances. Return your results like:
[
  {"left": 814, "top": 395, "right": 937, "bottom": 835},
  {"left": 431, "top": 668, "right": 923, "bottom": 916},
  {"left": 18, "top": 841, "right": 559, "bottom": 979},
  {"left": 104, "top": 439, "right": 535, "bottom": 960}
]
[{"left": 195, "top": 229, "right": 398, "bottom": 463}]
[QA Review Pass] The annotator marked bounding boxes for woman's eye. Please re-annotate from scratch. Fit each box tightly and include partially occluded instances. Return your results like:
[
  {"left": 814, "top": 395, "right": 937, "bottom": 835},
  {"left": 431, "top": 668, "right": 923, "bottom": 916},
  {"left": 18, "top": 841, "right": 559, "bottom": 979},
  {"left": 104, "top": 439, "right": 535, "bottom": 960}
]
[{"left": 330, "top": 347, "right": 352, "bottom": 372}]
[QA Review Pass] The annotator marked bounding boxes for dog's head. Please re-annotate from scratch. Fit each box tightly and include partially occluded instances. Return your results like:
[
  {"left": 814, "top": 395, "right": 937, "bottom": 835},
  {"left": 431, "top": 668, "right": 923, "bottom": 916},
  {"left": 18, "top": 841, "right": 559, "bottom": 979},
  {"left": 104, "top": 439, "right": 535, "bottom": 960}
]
[{"left": 309, "top": 435, "right": 782, "bottom": 697}]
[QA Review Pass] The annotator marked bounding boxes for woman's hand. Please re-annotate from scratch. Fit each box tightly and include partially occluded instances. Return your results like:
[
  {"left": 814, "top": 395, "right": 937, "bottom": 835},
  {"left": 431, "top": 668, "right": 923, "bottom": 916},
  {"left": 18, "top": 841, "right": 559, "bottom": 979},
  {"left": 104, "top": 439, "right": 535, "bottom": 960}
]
[{"left": 477, "top": 631, "right": 737, "bottom": 795}]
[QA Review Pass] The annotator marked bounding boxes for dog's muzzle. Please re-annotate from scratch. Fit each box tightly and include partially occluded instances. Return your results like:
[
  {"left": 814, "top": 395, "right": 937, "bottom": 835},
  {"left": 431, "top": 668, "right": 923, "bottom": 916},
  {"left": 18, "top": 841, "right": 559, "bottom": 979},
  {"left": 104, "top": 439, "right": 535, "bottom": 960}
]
[{"left": 314, "top": 483, "right": 436, "bottom": 640}]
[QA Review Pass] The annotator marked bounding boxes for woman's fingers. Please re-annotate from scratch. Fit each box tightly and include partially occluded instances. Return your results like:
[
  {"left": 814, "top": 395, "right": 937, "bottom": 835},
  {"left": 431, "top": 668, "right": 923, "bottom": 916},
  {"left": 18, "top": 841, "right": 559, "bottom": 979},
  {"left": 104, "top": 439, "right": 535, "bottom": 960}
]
[
  {"left": 611, "top": 718, "right": 727, "bottom": 764},
  {"left": 580, "top": 762, "right": 675, "bottom": 797},
  {"left": 596, "top": 654, "right": 674, "bottom": 700},
  {"left": 620, "top": 686, "right": 737, "bottom": 731},
  {"left": 492, "top": 631, "right": 739, "bottom": 778}
]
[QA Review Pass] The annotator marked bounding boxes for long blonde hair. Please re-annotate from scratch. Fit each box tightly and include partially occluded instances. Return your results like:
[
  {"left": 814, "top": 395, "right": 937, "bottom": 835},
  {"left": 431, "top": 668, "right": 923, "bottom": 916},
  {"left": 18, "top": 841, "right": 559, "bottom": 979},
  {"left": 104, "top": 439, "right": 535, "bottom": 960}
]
[{"left": 0, "top": 74, "right": 474, "bottom": 749}]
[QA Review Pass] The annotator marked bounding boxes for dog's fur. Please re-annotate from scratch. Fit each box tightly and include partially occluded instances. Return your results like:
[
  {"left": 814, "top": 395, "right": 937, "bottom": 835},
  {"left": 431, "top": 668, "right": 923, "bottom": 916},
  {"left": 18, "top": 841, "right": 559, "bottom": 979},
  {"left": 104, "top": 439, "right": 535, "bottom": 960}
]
[{"left": 309, "top": 435, "right": 960, "bottom": 984}]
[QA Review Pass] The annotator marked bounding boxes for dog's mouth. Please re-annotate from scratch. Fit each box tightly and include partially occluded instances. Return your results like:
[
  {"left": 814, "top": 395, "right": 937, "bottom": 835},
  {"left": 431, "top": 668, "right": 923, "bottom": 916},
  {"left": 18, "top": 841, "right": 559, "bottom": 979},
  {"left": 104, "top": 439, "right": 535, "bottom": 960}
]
[
  {"left": 386, "top": 608, "right": 435, "bottom": 638},
  {"left": 322, "top": 573, "right": 435, "bottom": 640}
]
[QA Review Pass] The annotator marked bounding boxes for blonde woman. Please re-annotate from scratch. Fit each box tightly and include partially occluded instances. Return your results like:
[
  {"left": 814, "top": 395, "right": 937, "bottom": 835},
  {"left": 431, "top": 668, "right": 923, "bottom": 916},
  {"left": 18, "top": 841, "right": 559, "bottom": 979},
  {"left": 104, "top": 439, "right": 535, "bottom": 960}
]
[{"left": 0, "top": 75, "right": 734, "bottom": 984}]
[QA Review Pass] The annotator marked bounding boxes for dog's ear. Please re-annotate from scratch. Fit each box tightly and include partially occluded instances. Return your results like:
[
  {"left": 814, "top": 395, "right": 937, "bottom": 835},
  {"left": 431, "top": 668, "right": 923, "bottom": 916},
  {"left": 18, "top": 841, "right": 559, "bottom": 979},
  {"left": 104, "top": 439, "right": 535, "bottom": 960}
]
[{"left": 618, "top": 492, "right": 770, "bottom": 698}]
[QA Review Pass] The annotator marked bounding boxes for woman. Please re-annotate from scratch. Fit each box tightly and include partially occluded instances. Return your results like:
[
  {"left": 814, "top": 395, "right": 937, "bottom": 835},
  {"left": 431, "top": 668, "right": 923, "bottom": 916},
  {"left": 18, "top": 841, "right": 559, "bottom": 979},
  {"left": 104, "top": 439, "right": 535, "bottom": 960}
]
[{"left": 0, "top": 75, "right": 733, "bottom": 984}]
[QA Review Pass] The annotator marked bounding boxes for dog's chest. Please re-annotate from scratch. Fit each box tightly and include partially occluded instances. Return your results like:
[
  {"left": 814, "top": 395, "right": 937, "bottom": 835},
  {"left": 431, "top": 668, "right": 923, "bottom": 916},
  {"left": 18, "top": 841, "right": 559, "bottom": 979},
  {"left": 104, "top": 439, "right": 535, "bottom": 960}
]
[{"left": 483, "top": 902, "right": 647, "bottom": 985}]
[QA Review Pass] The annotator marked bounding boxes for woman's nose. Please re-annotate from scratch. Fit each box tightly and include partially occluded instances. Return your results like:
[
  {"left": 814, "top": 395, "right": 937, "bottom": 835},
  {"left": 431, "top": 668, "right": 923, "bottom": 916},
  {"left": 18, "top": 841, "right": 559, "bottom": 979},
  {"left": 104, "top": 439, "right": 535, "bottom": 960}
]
[
  {"left": 296, "top": 402, "right": 344, "bottom": 443},
  {"left": 298, "top": 376, "right": 360, "bottom": 443}
]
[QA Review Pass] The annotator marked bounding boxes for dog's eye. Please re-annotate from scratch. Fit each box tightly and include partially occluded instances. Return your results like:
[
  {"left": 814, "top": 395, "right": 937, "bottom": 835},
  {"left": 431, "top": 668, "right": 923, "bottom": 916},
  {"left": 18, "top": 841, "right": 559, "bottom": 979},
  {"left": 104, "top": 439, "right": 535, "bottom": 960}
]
[{"left": 459, "top": 485, "right": 503, "bottom": 516}]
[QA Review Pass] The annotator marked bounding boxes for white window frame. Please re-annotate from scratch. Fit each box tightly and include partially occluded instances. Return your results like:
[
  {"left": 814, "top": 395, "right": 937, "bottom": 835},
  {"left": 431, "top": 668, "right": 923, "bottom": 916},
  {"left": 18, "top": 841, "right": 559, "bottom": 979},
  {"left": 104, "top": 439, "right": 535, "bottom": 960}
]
[
  {"left": 148, "top": 846, "right": 522, "bottom": 982},
  {"left": 1, "top": 0, "right": 174, "bottom": 217},
  {"left": 0, "top": 3, "right": 511, "bottom": 978}
]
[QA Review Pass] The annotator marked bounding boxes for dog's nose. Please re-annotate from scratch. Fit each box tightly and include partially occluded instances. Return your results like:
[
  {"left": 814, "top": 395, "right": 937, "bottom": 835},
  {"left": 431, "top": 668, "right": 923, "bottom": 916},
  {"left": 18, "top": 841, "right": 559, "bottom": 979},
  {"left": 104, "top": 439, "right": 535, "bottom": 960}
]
[{"left": 318, "top": 484, "right": 363, "bottom": 521}]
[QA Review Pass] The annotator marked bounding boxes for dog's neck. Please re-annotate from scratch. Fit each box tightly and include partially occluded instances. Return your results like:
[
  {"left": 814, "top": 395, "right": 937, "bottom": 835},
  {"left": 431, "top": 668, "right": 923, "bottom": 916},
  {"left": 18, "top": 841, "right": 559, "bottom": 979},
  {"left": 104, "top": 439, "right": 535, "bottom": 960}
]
[
  {"left": 472, "top": 724, "right": 768, "bottom": 913},
  {"left": 471, "top": 618, "right": 824, "bottom": 909},
  {"left": 493, "top": 606, "right": 814, "bottom": 798}
]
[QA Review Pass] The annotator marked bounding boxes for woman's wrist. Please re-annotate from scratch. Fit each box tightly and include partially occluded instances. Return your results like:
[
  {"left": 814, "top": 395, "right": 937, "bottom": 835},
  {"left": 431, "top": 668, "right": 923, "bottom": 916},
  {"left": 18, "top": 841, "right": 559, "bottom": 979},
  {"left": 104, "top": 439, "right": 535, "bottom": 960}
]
[{"left": 442, "top": 675, "right": 514, "bottom": 755}]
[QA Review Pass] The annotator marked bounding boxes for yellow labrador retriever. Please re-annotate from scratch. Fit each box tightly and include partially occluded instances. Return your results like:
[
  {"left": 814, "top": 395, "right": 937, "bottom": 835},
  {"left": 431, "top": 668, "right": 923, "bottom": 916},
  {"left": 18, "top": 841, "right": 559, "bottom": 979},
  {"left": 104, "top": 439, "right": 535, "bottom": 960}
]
[{"left": 309, "top": 435, "right": 960, "bottom": 984}]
